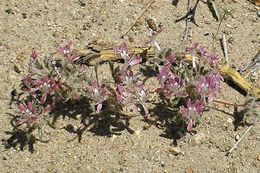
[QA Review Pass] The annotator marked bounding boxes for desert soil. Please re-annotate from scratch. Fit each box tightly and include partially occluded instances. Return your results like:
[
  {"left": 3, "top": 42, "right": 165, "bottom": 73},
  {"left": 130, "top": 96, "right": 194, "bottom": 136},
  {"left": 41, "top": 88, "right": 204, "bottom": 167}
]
[{"left": 0, "top": 0, "right": 260, "bottom": 172}]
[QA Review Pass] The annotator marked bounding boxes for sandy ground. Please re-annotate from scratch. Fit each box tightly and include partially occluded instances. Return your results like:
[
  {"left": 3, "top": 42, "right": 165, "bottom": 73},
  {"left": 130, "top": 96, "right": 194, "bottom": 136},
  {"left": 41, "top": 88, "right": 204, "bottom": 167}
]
[{"left": 0, "top": 0, "right": 260, "bottom": 172}]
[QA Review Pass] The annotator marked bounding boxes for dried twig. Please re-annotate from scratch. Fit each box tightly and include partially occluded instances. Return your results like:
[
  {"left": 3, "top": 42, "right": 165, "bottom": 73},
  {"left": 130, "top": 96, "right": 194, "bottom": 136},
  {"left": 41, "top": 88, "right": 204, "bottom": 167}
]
[
  {"left": 207, "top": 0, "right": 220, "bottom": 21},
  {"left": 221, "top": 33, "right": 229, "bottom": 67},
  {"left": 227, "top": 117, "right": 259, "bottom": 155},
  {"left": 120, "top": 0, "right": 155, "bottom": 38},
  {"left": 175, "top": 0, "right": 200, "bottom": 50}
]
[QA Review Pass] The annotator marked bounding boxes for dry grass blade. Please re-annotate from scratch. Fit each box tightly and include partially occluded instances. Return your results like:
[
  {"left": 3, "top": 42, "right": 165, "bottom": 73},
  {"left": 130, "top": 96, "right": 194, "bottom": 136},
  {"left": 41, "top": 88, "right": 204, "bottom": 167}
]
[
  {"left": 221, "top": 33, "right": 229, "bottom": 67},
  {"left": 227, "top": 117, "right": 259, "bottom": 155},
  {"left": 120, "top": 0, "right": 155, "bottom": 38}
]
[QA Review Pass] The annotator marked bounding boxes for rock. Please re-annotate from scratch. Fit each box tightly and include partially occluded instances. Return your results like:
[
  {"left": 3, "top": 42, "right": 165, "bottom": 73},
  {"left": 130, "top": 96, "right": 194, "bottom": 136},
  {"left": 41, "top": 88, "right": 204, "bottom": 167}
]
[
  {"left": 128, "top": 36, "right": 134, "bottom": 43},
  {"left": 161, "top": 161, "right": 165, "bottom": 167},
  {"left": 190, "top": 133, "right": 206, "bottom": 145},
  {"left": 22, "top": 13, "right": 27, "bottom": 19},
  {"left": 169, "top": 146, "right": 183, "bottom": 155},
  {"left": 257, "top": 154, "right": 260, "bottom": 161},
  {"left": 185, "top": 167, "right": 196, "bottom": 173},
  {"left": 227, "top": 117, "right": 233, "bottom": 124},
  {"left": 2, "top": 156, "right": 7, "bottom": 160},
  {"left": 235, "top": 134, "right": 240, "bottom": 141},
  {"left": 14, "top": 64, "right": 22, "bottom": 73}
]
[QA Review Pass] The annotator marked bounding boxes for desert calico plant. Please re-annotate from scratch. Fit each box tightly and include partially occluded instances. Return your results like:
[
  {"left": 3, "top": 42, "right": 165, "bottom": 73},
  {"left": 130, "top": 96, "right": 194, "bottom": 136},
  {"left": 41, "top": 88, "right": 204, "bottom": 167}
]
[
  {"left": 13, "top": 41, "right": 89, "bottom": 132},
  {"left": 11, "top": 39, "right": 223, "bottom": 144},
  {"left": 12, "top": 41, "right": 149, "bottom": 137},
  {"left": 156, "top": 43, "right": 222, "bottom": 131}
]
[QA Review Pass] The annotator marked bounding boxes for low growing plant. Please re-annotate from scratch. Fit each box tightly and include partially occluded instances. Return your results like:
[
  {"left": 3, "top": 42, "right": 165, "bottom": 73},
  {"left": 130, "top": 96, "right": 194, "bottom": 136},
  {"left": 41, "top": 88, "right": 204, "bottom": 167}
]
[
  {"left": 10, "top": 38, "right": 227, "bottom": 144},
  {"left": 155, "top": 43, "right": 222, "bottom": 131},
  {"left": 12, "top": 40, "right": 149, "bottom": 138}
]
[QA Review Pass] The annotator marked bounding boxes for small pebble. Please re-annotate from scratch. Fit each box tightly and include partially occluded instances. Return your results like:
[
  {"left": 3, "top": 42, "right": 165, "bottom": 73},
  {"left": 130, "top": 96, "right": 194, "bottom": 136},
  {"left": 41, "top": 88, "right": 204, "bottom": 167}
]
[
  {"left": 227, "top": 117, "right": 233, "bottom": 124},
  {"left": 22, "top": 13, "right": 27, "bottom": 19},
  {"left": 169, "top": 146, "right": 183, "bottom": 155},
  {"left": 14, "top": 64, "right": 22, "bottom": 73},
  {"left": 185, "top": 167, "right": 195, "bottom": 173},
  {"left": 161, "top": 161, "right": 165, "bottom": 168},
  {"left": 79, "top": 1, "right": 86, "bottom": 7},
  {"left": 204, "top": 20, "right": 210, "bottom": 25},
  {"left": 235, "top": 135, "right": 240, "bottom": 141},
  {"left": 204, "top": 32, "right": 210, "bottom": 36},
  {"left": 128, "top": 36, "right": 134, "bottom": 43},
  {"left": 16, "top": 52, "right": 26, "bottom": 62},
  {"left": 257, "top": 154, "right": 260, "bottom": 161}
]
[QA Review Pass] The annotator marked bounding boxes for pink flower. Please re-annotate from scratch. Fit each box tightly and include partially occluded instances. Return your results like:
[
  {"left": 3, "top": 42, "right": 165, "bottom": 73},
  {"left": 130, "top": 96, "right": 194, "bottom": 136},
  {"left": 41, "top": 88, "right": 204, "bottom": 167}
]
[
  {"left": 196, "top": 74, "right": 222, "bottom": 102},
  {"left": 115, "top": 68, "right": 148, "bottom": 114},
  {"left": 113, "top": 42, "right": 129, "bottom": 60},
  {"left": 30, "top": 50, "right": 38, "bottom": 63},
  {"left": 16, "top": 102, "right": 38, "bottom": 126},
  {"left": 114, "top": 43, "right": 142, "bottom": 71},
  {"left": 157, "top": 66, "right": 187, "bottom": 99},
  {"left": 59, "top": 40, "right": 73, "bottom": 57},
  {"left": 179, "top": 99, "right": 204, "bottom": 131},
  {"left": 147, "top": 27, "right": 163, "bottom": 51},
  {"left": 58, "top": 40, "right": 80, "bottom": 62},
  {"left": 157, "top": 64, "right": 171, "bottom": 85},
  {"left": 116, "top": 85, "right": 132, "bottom": 105},
  {"left": 34, "top": 76, "right": 59, "bottom": 104},
  {"left": 128, "top": 54, "right": 142, "bottom": 66},
  {"left": 186, "top": 43, "right": 219, "bottom": 68},
  {"left": 165, "top": 53, "right": 176, "bottom": 65},
  {"left": 28, "top": 50, "right": 38, "bottom": 72},
  {"left": 85, "top": 80, "right": 109, "bottom": 113},
  {"left": 157, "top": 52, "right": 176, "bottom": 84},
  {"left": 116, "top": 84, "right": 148, "bottom": 114}
]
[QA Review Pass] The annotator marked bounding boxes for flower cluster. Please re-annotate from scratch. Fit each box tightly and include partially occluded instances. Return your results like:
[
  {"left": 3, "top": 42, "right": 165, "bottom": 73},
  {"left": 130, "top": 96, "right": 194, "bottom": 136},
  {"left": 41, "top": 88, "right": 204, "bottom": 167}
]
[
  {"left": 186, "top": 43, "right": 219, "bottom": 68},
  {"left": 114, "top": 43, "right": 148, "bottom": 114},
  {"left": 157, "top": 44, "right": 222, "bottom": 131},
  {"left": 157, "top": 53, "right": 188, "bottom": 99},
  {"left": 59, "top": 40, "right": 80, "bottom": 63},
  {"left": 34, "top": 76, "right": 59, "bottom": 104},
  {"left": 196, "top": 74, "right": 222, "bottom": 102},
  {"left": 16, "top": 102, "right": 38, "bottom": 126},
  {"left": 84, "top": 80, "right": 109, "bottom": 113},
  {"left": 114, "top": 42, "right": 142, "bottom": 72},
  {"left": 116, "top": 69, "right": 148, "bottom": 114},
  {"left": 179, "top": 99, "right": 204, "bottom": 131}
]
